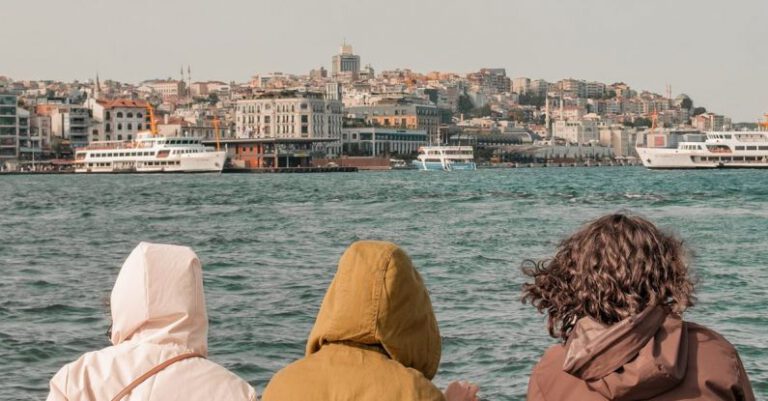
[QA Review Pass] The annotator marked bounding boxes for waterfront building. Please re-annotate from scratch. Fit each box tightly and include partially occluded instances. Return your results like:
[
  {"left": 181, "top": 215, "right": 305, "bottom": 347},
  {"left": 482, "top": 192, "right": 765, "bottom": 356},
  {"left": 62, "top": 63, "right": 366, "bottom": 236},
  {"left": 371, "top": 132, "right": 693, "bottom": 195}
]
[
  {"left": 332, "top": 43, "right": 361, "bottom": 80},
  {"left": 49, "top": 105, "right": 90, "bottom": 148},
  {"left": 235, "top": 91, "right": 343, "bottom": 144},
  {"left": 552, "top": 119, "right": 598, "bottom": 144},
  {"left": 88, "top": 99, "right": 151, "bottom": 142},
  {"left": 0, "top": 93, "right": 19, "bottom": 160},
  {"left": 340, "top": 127, "right": 427, "bottom": 156},
  {"left": 346, "top": 99, "right": 441, "bottom": 144},
  {"left": 31, "top": 114, "right": 52, "bottom": 154},
  {"left": 598, "top": 124, "right": 638, "bottom": 157}
]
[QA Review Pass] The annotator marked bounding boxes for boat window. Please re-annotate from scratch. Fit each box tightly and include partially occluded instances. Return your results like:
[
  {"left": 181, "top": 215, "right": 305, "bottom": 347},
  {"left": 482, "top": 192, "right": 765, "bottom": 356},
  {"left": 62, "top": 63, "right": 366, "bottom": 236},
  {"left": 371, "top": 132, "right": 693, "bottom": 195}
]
[
  {"left": 759, "top": 146, "right": 768, "bottom": 150},
  {"left": 735, "top": 146, "right": 745, "bottom": 150},
  {"left": 747, "top": 146, "right": 758, "bottom": 151}
]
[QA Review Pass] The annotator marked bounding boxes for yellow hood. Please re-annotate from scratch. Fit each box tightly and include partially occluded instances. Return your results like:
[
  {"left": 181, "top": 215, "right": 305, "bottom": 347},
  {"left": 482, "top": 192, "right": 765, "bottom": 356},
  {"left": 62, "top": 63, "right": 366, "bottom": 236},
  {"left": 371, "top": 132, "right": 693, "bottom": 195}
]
[
  {"left": 109, "top": 242, "right": 208, "bottom": 355},
  {"left": 306, "top": 241, "right": 441, "bottom": 379}
]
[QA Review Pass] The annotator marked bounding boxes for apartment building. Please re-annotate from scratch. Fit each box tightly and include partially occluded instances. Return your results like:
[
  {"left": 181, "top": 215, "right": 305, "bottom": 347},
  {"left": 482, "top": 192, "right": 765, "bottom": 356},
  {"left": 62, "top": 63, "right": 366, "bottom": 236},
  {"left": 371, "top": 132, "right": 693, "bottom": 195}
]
[
  {"left": 235, "top": 91, "right": 343, "bottom": 140},
  {"left": 346, "top": 99, "right": 441, "bottom": 144}
]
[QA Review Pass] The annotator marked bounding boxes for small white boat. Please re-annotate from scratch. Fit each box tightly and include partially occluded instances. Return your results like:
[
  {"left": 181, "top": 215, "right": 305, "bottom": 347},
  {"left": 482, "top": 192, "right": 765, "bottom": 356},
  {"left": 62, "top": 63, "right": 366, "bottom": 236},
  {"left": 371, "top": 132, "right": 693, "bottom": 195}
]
[{"left": 412, "top": 146, "right": 476, "bottom": 171}]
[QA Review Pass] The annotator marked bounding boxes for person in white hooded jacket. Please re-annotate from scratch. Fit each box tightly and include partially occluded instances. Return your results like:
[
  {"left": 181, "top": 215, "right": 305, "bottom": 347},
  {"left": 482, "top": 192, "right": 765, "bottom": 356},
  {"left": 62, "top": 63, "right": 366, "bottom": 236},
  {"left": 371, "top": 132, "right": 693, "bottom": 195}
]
[{"left": 46, "top": 242, "right": 257, "bottom": 401}]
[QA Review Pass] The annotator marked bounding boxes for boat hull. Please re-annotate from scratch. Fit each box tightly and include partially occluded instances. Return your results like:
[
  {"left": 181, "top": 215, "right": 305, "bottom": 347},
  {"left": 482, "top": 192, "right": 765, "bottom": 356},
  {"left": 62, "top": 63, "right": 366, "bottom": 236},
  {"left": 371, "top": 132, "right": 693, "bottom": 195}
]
[
  {"left": 75, "top": 151, "right": 226, "bottom": 174},
  {"left": 412, "top": 160, "right": 477, "bottom": 171},
  {"left": 637, "top": 147, "right": 768, "bottom": 169}
]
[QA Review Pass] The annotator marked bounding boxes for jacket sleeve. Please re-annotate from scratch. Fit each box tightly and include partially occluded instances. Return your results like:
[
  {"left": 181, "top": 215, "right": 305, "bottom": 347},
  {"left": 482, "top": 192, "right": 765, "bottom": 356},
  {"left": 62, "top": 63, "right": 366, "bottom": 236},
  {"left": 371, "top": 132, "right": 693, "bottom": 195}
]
[
  {"left": 526, "top": 372, "right": 545, "bottom": 401},
  {"left": 733, "top": 353, "right": 755, "bottom": 401},
  {"left": 46, "top": 365, "right": 70, "bottom": 401}
]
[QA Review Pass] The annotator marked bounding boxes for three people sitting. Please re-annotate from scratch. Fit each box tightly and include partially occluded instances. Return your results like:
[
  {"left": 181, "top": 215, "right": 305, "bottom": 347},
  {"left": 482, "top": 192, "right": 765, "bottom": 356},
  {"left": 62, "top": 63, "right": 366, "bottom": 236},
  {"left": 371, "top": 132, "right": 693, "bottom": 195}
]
[{"left": 47, "top": 214, "right": 755, "bottom": 400}]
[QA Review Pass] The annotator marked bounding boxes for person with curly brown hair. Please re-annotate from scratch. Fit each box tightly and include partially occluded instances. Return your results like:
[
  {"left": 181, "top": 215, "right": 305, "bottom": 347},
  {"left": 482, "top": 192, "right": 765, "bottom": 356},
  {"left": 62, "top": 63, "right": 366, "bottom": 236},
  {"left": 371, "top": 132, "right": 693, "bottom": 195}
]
[{"left": 522, "top": 213, "right": 755, "bottom": 401}]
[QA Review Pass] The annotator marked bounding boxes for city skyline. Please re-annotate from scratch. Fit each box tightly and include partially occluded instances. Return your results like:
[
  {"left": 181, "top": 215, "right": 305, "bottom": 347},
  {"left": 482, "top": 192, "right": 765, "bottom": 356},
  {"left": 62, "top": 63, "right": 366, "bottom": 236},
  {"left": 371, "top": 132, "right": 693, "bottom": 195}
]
[{"left": 2, "top": 0, "right": 766, "bottom": 122}]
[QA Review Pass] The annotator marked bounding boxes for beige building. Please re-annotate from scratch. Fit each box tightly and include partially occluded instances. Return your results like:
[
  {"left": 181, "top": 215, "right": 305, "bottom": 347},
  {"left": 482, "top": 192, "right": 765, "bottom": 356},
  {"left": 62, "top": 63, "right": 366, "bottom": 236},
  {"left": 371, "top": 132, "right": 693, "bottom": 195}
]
[
  {"left": 235, "top": 91, "right": 343, "bottom": 140},
  {"left": 144, "top": 80, "right": 186, "bottom": 100},
  {"left": 88, "top": 99, "right": 151, "bottom": 141},
  {"left": 553, "top": 119, "right": 598, "bottom": 144},
  {"left": 598, "top": 124, "right": 638, "bottom": 157}
]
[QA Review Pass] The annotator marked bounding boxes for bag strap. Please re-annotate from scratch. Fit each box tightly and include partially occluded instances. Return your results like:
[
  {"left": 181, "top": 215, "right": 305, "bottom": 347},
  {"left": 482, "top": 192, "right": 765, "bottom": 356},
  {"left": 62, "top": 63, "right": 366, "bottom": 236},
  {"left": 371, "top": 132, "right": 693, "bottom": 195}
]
[{"left": 111, "top": 352, "right": 205, "bottom": 401}]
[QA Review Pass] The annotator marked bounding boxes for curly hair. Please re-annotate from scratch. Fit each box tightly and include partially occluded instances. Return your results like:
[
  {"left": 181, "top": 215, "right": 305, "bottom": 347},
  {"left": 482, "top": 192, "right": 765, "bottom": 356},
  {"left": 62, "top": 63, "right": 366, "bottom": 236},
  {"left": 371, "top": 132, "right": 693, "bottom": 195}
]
[{"left": 521, "top": 213, "right": 695, "bottom": 341}]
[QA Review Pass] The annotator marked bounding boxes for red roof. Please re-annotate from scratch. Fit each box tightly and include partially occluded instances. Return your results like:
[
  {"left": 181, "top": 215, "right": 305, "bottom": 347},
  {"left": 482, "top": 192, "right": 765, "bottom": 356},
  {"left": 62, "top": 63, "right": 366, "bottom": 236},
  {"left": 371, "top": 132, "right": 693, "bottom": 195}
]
[{"left": 99, "top": 99, "right": 148, "bottom": 109}]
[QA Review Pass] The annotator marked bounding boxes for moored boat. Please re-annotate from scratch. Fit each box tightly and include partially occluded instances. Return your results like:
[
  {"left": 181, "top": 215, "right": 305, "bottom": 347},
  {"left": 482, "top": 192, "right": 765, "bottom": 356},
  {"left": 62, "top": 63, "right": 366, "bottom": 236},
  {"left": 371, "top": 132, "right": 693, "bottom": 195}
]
[
  {"left": 412, "top": 146, "right": 476, "bottom": 171},
  {"left": 74, "top": 104, "right": 225, "bottom": 173}
]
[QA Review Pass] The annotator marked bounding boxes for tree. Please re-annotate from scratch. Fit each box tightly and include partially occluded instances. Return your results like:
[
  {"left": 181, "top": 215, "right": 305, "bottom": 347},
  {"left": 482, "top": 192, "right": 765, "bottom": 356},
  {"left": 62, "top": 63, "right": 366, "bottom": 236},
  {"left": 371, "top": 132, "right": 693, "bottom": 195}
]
[
  {"left": 470, "top": 104, "right": 493, "bottom": 118},
  {"left": 633, "top": 117, "right": 652, "bottom": 128},
  {"left": 692, "top": 107, "right": 707, "bottom": 116},
  {"left": 456, "top": 94, "right": 474, "bottom": 115},
  {"left": 680, "top": 97, "right": 693, "bottom": 110}
]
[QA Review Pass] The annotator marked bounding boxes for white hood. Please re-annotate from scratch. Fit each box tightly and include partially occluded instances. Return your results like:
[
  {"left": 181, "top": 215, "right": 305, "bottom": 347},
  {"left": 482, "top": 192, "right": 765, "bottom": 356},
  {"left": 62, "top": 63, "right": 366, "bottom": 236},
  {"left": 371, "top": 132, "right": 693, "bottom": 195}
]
[
  {"left": 110, "top": 242, "right": 208, "bottom": 354},
  {"left": 47, "top": 242, "right": 257, "bottom": 401}
]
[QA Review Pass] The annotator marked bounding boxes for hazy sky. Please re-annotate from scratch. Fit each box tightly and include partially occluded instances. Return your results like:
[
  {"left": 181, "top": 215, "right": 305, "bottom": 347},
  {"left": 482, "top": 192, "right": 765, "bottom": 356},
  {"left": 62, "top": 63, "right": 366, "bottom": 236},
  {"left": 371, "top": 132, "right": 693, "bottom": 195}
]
[{"left": 2, "top": 0, "right": 766, "bottom": 121}]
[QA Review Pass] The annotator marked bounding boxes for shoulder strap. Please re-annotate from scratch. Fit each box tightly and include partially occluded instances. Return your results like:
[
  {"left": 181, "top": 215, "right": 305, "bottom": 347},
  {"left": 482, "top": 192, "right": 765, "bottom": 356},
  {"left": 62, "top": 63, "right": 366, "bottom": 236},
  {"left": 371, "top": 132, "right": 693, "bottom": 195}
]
[{"left": 111, "top": 352, "right": 205, "bottom": 401}]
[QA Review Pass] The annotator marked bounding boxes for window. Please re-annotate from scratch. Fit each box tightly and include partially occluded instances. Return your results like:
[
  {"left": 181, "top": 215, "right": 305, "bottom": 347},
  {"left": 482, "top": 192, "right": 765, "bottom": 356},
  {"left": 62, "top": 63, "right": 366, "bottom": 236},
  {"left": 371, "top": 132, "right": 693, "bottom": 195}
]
[
  {"left": 127, "top": 123, "right": 132, "bottom": 130},
  {"left": 137, "top": 113, "right": 143, "bottom": 119},
  {"left": 127, "top": 113, "right": 133, "bottom": 118},
  {"left": 117, "top": 123, "right": 122, "bottom": 130},
  {"left": 117, "top": 112, "right": 123, "bottom": 118}
]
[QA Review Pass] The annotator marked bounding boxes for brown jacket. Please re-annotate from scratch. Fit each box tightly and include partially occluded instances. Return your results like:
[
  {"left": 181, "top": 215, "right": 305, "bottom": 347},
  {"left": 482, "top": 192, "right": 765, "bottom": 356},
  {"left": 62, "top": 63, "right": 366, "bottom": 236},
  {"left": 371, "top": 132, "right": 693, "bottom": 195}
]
[
  {"left": 527, "top": 306, "right": 755, "bottom": 401},
  {"left": 262, "top": 241, "right": 444, "bottom": 401}
]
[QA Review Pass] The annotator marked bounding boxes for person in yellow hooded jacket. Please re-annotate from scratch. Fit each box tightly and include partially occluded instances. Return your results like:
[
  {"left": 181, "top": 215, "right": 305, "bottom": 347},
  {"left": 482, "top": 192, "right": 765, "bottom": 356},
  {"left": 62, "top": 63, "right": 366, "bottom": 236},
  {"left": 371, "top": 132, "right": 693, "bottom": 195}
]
[
  {"left": 46, "top": 242, "right": 257, "bottom": 401},
  {"left": 262, "top": 240, "right": 478, "bottom": 401}
]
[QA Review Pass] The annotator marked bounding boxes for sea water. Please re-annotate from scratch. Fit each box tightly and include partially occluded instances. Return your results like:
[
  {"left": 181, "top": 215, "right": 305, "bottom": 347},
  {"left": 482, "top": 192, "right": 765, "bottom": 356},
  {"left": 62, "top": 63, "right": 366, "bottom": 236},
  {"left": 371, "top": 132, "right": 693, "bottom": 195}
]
[{"left": 1, "top": 168, "right": 766, "bottom": 400}]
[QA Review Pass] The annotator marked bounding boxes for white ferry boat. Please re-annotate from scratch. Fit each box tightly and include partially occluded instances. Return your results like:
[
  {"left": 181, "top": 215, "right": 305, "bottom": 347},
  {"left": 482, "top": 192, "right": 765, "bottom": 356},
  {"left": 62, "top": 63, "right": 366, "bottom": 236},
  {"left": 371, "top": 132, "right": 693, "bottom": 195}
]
[
  {"left": 412, "top": 146, "right": 476, "bottom": 171},
  {"left": 75, "top": 104, "right": 226, "bottom": 174},
  {"left": 75, "top": 132, "right": 225, "bottom": 174},
  {"left": 636, "top": 130, "right": 768, "bottom": 169}
]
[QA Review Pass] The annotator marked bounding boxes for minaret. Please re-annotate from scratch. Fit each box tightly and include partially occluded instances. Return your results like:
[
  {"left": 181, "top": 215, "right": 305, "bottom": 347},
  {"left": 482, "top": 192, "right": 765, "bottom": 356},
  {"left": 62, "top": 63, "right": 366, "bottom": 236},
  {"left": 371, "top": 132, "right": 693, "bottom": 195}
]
[{"left": 94, "top": 73, "right": 101, "bottom": 99}]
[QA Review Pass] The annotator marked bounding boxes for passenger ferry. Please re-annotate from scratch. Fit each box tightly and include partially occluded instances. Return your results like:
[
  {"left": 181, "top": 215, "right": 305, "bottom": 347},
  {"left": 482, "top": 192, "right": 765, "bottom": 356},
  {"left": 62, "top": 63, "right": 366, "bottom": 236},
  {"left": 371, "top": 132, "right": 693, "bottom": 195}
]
[
  {"left": 74, "top": 105, "right": 226, "bottom": 174},
  {"left": 412, "top": 146, "right": 476, "bottom": 171},
  {"left": 636, "top": 130, "right": 768, "bottom": 169}
]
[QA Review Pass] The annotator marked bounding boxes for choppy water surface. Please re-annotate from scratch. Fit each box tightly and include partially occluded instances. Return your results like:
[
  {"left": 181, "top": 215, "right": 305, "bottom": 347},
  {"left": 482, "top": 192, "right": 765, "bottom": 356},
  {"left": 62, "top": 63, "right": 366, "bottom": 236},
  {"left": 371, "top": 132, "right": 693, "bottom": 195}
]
[{"left": 1, "top": 168, "right": 766, "bottom": 400}]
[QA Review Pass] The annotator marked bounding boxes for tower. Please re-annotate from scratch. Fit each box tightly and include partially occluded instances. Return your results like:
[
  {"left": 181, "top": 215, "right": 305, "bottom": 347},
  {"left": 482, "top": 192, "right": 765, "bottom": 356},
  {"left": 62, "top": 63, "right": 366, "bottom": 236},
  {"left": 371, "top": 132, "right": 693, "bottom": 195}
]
[{"left": 94, "top": 73, "right": 101, "bottom": 99}]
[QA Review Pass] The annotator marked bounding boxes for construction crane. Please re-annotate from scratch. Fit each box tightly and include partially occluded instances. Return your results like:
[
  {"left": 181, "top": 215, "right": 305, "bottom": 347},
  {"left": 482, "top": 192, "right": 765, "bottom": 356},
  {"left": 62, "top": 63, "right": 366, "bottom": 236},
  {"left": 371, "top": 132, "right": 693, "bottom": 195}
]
[
  {"left": 144, "top": 103, "right": 158, "bottom": 136},
  {"left": 211, "top": 116, "right": 222, "bottom": 151}
]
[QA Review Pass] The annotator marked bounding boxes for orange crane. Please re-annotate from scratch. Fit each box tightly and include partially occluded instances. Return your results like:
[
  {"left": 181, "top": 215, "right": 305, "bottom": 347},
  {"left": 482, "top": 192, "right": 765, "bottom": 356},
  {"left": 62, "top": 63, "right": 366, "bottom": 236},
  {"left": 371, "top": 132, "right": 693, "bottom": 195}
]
[
  {"left": 211, "top": 116, "right": 222, "bottom": 151},
  {"left": 144, "top": 103, "right": 158, "bottom": 136}
]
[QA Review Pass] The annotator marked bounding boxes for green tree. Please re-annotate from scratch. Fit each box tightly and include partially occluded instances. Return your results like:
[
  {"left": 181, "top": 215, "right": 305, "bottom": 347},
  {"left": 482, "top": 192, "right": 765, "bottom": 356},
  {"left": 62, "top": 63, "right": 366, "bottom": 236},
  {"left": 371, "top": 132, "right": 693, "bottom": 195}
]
[
  {"left": 692, "top": 107, "right": 707, "bottom": 116},
  {"left": 457, "top": 94, "right": 474, "bottom": 115},
  {"left": 633, "top": 117, "right": 652, "bottom": 128}
]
